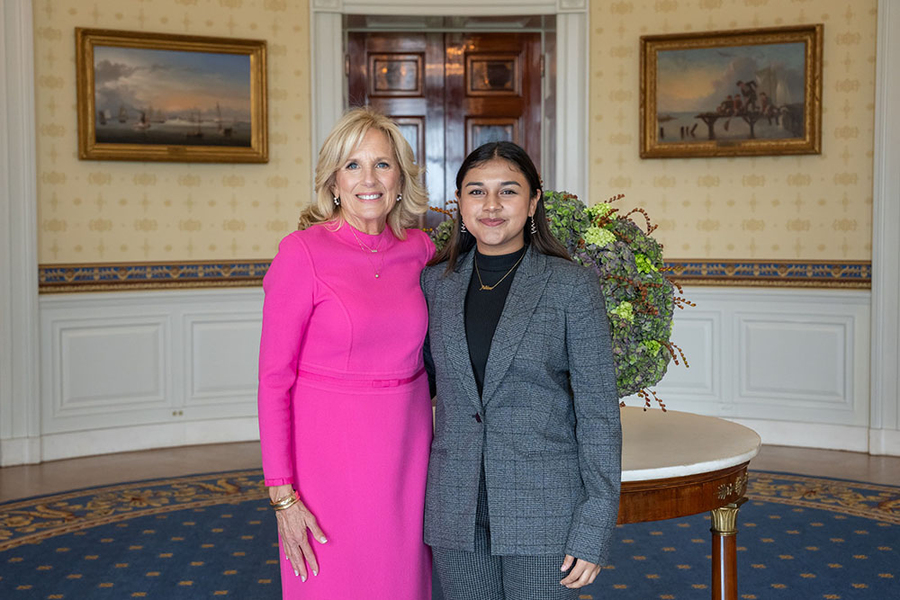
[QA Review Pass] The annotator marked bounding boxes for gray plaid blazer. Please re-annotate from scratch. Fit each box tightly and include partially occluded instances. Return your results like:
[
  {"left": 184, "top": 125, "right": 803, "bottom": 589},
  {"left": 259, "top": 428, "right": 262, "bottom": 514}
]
[{"left": 421, "top": 247, "right": 622, "bottom": 564}]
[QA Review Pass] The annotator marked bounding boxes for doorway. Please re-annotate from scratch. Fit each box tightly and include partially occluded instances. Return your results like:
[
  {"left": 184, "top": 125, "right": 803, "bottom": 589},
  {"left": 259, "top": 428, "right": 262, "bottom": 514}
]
[{"left": 345, "top": 16, "right": 556, "bottom": 224}]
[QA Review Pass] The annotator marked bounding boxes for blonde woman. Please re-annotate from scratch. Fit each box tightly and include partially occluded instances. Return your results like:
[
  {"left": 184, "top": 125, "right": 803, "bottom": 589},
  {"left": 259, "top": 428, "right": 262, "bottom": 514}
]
[{"left": 258, "top": 108, "right": 434, "bottom": 599}]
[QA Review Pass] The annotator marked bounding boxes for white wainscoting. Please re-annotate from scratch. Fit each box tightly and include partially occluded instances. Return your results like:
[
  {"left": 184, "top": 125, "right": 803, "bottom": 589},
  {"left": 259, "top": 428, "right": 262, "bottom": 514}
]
[
  {"left": 38, "top": 289, "right": 264, "bottom": 461},
  {"left": 648, "top": 287, "right": 872, "bottom": 452},
  {"left": 28, "top": 285, "right": 875, "bottom": 463}
]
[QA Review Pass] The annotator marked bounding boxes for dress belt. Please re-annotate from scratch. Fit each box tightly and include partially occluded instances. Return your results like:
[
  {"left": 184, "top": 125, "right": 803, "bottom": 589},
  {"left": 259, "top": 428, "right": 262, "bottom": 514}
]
[{"left": 297, "top": 367, "right": 426, "bottom": 388}]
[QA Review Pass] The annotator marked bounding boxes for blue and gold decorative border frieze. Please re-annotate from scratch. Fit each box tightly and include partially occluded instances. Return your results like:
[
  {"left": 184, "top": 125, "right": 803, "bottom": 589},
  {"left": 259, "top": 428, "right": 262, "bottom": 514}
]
[
  {"left": 39, "top": 261, "right": 271, "bottom": 293},
  {"left": 666, "top": 260, "right": 871, "bottom": 289},
  {"left": 38, "top": 259, "right": 872, "bottom": 293}
]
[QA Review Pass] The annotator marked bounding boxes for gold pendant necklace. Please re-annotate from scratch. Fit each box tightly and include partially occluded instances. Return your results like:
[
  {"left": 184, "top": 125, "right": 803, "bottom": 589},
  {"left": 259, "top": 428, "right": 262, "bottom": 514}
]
[
  {"left": 474, "top": 250, "right": 526, "bottom": 291},
  {"left": 349, "top": 226, "right": 382, "bottom": 253},
  {"left": 349, "top": 226, "right": 385, "bottom": 278}
]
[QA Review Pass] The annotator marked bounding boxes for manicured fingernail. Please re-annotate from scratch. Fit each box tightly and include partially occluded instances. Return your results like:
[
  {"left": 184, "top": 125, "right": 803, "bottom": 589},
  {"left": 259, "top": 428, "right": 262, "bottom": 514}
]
[
  {"left": 313, "top": 569, "right": 318, "bottom": 576},
  {"left": 319, "top": 536, "right": 328, "bottom": 543},
  {"left": 301, "top": 574, "right": 307, "bottom": 582},
  {"left": 293, "top": 569, "right": 299, "bottom": 577}
]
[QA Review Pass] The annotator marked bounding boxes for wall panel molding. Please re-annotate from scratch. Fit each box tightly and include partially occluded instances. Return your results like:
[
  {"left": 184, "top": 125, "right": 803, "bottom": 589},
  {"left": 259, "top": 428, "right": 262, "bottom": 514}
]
[
  {"left": 58, "top": 321, "right": 168, "bottom": 412},
  {"left": 184, "top": 313, "right": 262, "bottom": 405},
  {"left": 737, "top": 315, "right": 851, "bottom": 405},
  {"left": 651, "top": 311, "right": 721, "bottom": 402},
  {"left": 36, "top": 289, "right": 263, "bottom": 459},
  {"left": 647, "top": 287, "right": 871, "bottom": 450}
]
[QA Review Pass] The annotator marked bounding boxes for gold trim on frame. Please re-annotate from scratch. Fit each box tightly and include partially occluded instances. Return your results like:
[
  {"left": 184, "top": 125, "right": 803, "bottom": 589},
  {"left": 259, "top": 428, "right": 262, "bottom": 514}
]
[
  {"left": 76, "top": 28, "right": 268, "bottom": 163},
  {"left": 640, "top": 24, "right": 823, "bottom": 159}
]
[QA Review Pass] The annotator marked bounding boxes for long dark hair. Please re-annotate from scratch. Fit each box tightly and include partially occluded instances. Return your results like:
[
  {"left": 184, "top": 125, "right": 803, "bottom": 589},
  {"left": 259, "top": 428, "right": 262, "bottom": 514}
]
[{"left": 429, "top": 142, "right": 570, "bottom": 272}]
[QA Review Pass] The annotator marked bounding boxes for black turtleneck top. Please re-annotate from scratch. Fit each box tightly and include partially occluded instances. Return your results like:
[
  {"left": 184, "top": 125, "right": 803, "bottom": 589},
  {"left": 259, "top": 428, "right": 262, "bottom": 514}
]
[{"left": 465, "top": 246, "right": 528, "bottom": 396}]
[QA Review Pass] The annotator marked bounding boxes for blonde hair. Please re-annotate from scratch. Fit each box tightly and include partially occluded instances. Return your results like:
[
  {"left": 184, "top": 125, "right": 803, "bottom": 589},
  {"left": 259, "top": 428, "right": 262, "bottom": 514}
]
[{"left": 298, "top": 107, "right": 429, "bottom": 238}]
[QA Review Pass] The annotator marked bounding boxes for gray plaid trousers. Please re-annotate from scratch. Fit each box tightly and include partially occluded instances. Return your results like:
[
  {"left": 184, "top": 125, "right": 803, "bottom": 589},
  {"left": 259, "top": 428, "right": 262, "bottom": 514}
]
[{"left": 432, "top": 467, "right": 580, "bottom": 600}]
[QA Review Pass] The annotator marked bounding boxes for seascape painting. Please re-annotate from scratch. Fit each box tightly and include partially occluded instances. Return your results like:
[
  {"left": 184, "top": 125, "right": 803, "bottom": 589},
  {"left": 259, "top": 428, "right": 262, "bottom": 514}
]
[
  {"left": 640, "top": 25, "right": 822, "bottom": 158},
  {"left": 93, "top": 46, "right": 252, "bottom": 147},
  {"left": 76, "top": 29, "right": 267, "bottom": 163}
]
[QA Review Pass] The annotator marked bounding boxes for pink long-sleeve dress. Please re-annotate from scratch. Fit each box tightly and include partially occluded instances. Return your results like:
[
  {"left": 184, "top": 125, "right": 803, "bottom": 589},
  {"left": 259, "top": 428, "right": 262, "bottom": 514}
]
[{"left": 257, "top": 222, "right": 435, "bottom": 599}]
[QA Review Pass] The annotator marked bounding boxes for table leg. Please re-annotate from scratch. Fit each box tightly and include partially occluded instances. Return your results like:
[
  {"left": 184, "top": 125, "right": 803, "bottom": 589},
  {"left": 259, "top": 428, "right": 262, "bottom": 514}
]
[{"left": 710, "top": 497, "right": 748, "bottom": 600}]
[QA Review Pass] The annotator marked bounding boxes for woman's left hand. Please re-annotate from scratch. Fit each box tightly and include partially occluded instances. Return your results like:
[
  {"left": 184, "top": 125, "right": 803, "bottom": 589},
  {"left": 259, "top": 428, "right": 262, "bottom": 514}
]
[{"left": 559, "top": 555, "right": 601, "bottom": 588}]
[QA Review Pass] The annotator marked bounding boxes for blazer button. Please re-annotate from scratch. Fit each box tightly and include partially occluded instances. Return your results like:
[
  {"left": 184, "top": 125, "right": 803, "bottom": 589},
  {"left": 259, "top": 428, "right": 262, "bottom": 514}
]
[{"left": 473, "top": 413, "right": 482, "bottom": 423}]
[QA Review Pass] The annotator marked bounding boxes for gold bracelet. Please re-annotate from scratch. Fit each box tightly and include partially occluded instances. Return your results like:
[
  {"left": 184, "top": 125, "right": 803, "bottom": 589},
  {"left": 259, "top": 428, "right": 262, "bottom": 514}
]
[
  {"left": 270, "top": 490, "right": 298, "bottom": 510},
  {"left": 273, "top": 495, "right": 299, "bottom": 511}
]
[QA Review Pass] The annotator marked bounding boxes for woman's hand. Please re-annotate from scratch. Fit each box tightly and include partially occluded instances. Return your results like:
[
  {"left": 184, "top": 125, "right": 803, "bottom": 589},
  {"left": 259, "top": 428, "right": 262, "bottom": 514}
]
[
  {"left": 559, "top": 555, "right": 601, "bottom": 588},
  {"left": 270, "top": 486, "right": 328, "bottom": 581}
]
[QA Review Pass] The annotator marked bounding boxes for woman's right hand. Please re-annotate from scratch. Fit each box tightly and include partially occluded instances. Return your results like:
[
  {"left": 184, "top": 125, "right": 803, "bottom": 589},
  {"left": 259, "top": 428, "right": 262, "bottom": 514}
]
[{"left": 271, "top": 487, "right": 328, "bottom": 581}]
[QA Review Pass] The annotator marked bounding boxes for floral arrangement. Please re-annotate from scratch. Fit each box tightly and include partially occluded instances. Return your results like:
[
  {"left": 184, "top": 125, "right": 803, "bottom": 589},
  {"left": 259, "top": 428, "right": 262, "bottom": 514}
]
[{"left": 429, "top": 192, "right": 690, "bottom": 409}]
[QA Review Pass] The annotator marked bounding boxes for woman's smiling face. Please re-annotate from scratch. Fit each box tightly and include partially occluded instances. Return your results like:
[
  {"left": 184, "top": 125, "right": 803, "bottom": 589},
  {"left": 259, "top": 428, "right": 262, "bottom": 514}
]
[
  {"left": 332, "top": 128, "right": 401, "bottom": 234},
  {"left": 457, "top": 158, "right": 539, "bottom": 255}
]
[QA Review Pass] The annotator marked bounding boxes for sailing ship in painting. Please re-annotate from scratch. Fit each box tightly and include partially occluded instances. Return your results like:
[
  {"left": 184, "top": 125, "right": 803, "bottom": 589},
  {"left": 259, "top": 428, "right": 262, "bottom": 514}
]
[
  {"left": 95, "top": 101, "right": 251, "bottom": 146},
  {"left": 655, "top": 42, "right": 806, "bottom": 144},
  {"left": 92, "top": 44, "right": 253, "bottom": 147}
]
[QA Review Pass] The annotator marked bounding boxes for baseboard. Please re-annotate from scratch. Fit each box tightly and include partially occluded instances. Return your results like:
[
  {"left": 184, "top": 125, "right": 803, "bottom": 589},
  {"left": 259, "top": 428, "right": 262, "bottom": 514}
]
[
  {"left": 868, "top": 428, "right": 900, "bottom": 456},
  {"left": 725, "top": 417, "right": 870, "bottom": 453},
  {"left": 39, "top": 417, "right": 260, "bottom": 463},
  {"left": 0, "top": 437, "right": 42, "bottom": 467}
]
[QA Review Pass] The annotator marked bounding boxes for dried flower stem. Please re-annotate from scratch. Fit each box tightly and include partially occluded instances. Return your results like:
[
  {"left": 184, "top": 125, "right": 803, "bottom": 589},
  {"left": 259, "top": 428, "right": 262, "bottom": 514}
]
[
  {"left": 622, "top": 207, "right": 658, "bottom": 234},
  {"left": 662, "top": 341, "right": 689, "bottom": 368}
]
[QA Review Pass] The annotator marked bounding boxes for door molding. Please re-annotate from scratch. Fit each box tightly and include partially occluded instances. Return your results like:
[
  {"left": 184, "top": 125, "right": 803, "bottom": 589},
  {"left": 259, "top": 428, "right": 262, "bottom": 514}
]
[
  {"left": 0, "top": 0, "right": 41, "bottom": 465},
  {"left": 310, "top": 0, "right": 590, "bottom": 199}
]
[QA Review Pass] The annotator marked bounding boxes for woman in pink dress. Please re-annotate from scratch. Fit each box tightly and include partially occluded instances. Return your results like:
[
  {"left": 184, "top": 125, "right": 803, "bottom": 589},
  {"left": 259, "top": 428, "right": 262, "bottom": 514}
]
[{"left": 257, "top": 108, "right": 434, "bottom": 599}]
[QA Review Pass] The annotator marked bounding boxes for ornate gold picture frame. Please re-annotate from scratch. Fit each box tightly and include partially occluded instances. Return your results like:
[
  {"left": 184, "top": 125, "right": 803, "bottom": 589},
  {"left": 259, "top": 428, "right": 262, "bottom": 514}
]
[
  {"left": 640, "top": 25, "right": 822, "bottom": 159},
  {"left": 76, "top": 28, "right": 267, "bottom": 163}
]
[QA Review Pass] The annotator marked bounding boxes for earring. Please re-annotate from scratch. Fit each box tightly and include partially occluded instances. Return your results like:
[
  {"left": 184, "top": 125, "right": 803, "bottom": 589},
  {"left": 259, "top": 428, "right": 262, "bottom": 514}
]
[
  {"left": 530, "top": 216, "right": 537, "bottom": 235},
  {"left": 396, "top": 193, "right": 403, "bottom": 203},
  {"left": 333, "top": 196, "right": 340, "bottom": 207},
  {"left": 460, "top": 220, "right": 467, "bottom": 233}
]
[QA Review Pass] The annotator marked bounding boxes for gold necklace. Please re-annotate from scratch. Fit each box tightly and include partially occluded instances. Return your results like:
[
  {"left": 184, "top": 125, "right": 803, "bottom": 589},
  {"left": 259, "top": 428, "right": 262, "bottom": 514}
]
[
  {"left": 474, "top": 250, "right": 526, "bottom": 291},
  {"left": 348, "top": 225, "right": 382, "bottom": 253},
  {"left": 349, "top": 226, "right": 386, "bottom": 278}
]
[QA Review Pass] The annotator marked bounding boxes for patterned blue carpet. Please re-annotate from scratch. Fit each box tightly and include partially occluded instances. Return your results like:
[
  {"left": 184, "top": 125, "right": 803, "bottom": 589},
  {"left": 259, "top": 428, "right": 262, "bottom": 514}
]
[{"left": 1, "top": 470, "right": 897, "bottom": 599}]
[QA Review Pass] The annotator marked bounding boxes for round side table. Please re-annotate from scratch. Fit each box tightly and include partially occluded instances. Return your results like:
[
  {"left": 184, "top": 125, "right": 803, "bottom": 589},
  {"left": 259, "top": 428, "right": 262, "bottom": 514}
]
[{"left": 618, "top": 407, "right": 761, "bottom": 600}]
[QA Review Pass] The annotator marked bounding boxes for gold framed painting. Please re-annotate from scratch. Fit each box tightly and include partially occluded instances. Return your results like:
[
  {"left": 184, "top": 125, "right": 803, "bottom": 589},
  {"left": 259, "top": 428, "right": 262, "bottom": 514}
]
[
  {"left": 76, "top": 28, "right": 267, "bottom": 163},
  {"left": 640, "top": 25, "right": 822, "bottom": 159}
]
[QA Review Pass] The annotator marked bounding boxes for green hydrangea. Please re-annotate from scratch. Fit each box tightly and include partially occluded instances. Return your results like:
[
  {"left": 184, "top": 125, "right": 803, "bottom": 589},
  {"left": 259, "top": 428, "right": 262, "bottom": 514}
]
[
  {"left": 610, "top": 301, "right": 635, "bottom": 323},
  {"left": 587, "top": 202, "right": 612, "bottom": 218},
  {"left": 644, "top": 340, "right": 662, "bottom": 356},
  {"left": 635, "top": 253, "right": 658, "bottom": 274},
  {"left": 584, "top": 226, "right": 616, "bottom": 248}
]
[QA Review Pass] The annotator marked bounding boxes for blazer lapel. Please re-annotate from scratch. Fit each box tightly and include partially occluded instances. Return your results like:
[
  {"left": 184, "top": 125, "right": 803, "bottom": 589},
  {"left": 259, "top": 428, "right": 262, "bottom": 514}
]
[
  {"left": 438, "top": 251, "right": 483, "bottom": 411},
  {"left": 481, "top": 248, "right": 551, "bottom": 407}
]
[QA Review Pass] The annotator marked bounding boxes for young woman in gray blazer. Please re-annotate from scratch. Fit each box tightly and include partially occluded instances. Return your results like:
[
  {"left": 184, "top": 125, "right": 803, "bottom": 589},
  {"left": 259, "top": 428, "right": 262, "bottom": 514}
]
[{"left": 422, "top": 142, "right": 622, "bottom": 599}]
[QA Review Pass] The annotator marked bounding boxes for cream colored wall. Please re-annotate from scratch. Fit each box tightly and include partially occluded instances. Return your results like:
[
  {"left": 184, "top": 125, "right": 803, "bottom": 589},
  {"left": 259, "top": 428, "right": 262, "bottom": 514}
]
[
  {"left": 589, "top": 0, "right": 877, "bottom": 261},
  {"left": 34, "top": 0, "right": 311, "bottom": 264},
  {"left": 35, "top": 0, "right": 878, "bottom": 265}
]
